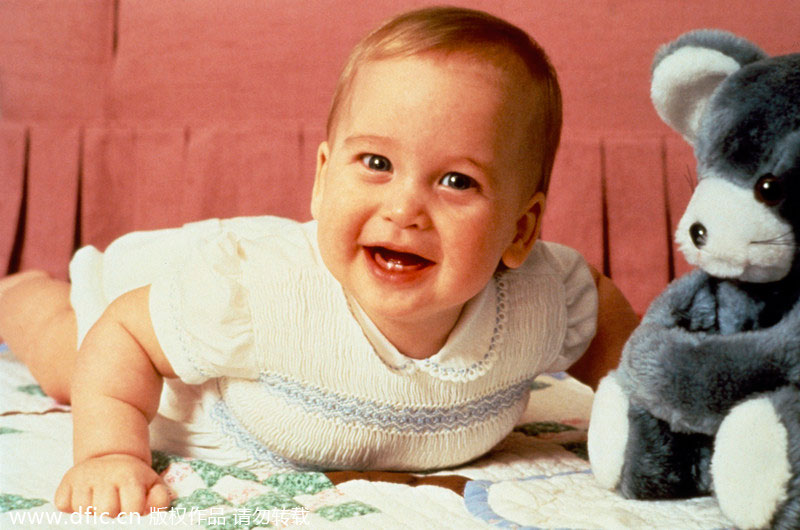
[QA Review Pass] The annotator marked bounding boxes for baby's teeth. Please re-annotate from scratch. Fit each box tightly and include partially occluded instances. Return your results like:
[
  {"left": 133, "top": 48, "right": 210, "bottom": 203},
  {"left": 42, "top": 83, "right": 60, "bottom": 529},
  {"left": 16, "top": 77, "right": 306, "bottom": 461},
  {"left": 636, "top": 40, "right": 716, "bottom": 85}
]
[{"left": 386, "top": 260, "right": 403, "bottom": 271}]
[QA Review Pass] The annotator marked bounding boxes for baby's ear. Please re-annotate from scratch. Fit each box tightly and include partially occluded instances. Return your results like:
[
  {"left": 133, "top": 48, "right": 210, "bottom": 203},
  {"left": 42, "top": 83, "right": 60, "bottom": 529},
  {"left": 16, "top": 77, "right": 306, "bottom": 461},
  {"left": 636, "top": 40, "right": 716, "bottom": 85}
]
[
  {"left": 502, "top": 192, "right": 546, "bottom": 269},
  {"left": 310, "top": 142, "right": 330, "bottom": 220}
]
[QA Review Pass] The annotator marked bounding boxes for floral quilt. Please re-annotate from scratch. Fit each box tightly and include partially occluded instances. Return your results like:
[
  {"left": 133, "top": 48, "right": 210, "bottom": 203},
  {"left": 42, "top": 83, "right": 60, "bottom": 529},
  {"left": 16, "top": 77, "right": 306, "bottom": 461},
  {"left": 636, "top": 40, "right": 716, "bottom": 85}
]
[{"left": 0, "top": 343, "right": 732, "bottom": 529}]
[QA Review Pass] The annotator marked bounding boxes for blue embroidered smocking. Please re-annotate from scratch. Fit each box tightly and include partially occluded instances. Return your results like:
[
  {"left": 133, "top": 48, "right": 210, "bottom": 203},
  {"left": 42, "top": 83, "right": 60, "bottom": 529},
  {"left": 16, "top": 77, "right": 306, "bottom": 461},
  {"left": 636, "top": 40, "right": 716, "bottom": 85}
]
[
  {"left": 236, "top": 371, "right": 533, "bottom": 433},
  {"left": 210, "top": 399, "right": 315, "bottom": 470}
]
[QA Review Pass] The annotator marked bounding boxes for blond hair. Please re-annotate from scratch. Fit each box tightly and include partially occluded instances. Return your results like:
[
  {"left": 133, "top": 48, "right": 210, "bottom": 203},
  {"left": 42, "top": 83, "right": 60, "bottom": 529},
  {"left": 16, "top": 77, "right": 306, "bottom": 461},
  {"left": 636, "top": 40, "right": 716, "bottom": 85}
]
[{"left": 325, "top": 6, "right": 562, "bottom": 194}]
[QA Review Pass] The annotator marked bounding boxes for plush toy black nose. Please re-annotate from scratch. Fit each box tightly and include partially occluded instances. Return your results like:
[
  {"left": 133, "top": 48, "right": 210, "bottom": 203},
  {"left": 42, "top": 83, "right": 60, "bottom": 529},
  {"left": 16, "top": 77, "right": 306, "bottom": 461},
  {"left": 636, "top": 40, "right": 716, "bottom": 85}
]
[{"left": 689, "top": 222, "right": 707, "bottom": 248}]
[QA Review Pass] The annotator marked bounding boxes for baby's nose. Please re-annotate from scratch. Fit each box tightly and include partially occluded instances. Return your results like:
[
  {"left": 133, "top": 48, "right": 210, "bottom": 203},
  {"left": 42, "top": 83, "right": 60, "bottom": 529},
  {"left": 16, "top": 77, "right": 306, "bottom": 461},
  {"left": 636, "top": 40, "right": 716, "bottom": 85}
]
[{"left": 383, "top": 181, "right": 431, "bottom": 230}]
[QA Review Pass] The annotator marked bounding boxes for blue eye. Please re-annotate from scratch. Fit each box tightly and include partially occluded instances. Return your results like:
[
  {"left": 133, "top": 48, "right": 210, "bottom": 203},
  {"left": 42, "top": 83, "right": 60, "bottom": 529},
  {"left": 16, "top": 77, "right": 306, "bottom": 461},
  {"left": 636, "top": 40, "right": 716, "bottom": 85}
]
[
  {"left": 361, "top": 154, "right": 392, "bottom": 172},
  {"left": 439, "top": 172, "right": 477, "bottom": 191}
]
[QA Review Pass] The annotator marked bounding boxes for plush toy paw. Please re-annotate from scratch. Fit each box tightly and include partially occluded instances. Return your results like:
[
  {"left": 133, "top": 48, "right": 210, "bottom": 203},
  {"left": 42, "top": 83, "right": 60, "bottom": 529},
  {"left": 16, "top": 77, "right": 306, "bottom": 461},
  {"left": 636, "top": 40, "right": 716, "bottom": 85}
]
[
  {"left": 587, "top": 373, "right": 630, "bottom": 490},
  {"left": 712, "top": 390, "right": 800, "bottom": 529}
]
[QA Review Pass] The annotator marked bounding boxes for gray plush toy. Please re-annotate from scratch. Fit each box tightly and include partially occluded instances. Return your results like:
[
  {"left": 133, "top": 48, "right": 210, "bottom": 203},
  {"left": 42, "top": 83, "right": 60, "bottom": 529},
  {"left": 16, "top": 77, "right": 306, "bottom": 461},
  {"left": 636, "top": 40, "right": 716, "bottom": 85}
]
[{"left": 587, "top": 30, "right": 800, "bottom": 529}]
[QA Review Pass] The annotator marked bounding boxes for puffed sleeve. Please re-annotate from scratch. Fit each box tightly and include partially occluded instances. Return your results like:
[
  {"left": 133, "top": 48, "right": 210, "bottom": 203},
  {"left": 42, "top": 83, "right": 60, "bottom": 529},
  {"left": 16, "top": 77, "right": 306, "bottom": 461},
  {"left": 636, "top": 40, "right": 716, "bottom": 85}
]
[
  {"left": 546, "top": 244, "right": 599, "bottom": 372},
  {"left": 148, "top": 228, "right": 257, "bottom": 384}
]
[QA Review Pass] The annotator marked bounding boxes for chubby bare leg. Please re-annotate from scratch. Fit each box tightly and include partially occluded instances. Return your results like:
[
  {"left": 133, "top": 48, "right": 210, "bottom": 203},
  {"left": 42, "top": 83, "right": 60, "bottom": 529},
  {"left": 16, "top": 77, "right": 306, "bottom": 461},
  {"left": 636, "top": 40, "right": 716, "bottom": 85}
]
[{"left": 0, "top": 271, "right": 77, "bottom": 403}]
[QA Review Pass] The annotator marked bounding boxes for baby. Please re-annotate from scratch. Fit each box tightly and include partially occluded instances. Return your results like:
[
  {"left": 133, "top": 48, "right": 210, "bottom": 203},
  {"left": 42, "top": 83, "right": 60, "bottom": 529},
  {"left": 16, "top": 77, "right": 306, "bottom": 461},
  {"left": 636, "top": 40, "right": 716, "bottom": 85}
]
[{"left": 0, "top": 6, "right": 638, "bottom": 516}]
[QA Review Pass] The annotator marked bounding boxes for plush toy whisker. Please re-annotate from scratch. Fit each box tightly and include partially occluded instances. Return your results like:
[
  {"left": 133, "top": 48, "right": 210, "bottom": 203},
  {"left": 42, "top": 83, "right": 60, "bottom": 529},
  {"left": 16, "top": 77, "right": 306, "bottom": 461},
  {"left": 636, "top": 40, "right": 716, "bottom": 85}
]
[
  {"left": 750, "top": 232, "right": 795, "bottom": 247},
  {"left": 683, "top": 165, "right": 697, "bottom": 191}
]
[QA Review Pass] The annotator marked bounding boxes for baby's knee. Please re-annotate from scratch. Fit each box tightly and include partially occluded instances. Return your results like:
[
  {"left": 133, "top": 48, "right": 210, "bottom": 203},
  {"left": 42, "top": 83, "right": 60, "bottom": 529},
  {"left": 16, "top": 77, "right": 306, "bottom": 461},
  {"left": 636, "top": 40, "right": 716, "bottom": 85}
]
[
  {"left": 0, "top": 270, "right": 73, "bottom": 351},
  {"left": 0, "top": 271, "right": 58, "bottom": 323},
  {"left": 0, "top": 272, "right": 77, "bottom": 403},
  {"left": 0, "top": 270, "right": 52, "bottom": 300}
]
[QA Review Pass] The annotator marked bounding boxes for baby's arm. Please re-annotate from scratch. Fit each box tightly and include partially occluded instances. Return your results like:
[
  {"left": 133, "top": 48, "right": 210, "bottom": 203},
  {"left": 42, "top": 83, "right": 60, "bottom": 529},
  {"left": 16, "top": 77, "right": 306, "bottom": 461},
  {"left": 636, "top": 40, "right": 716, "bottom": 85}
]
[
  {"left": 55, "top": 286, "right": 175, "bottom": 516},
  {"left": 567, "top": 267, "right": 639, "bottom": 389}
]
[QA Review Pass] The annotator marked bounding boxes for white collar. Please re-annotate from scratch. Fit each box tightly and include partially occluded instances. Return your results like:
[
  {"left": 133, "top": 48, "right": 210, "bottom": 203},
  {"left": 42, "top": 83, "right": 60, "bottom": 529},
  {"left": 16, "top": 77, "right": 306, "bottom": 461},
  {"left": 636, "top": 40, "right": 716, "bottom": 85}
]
[{"left": 345, "top": 275, "right": 507, "bottom": 382}]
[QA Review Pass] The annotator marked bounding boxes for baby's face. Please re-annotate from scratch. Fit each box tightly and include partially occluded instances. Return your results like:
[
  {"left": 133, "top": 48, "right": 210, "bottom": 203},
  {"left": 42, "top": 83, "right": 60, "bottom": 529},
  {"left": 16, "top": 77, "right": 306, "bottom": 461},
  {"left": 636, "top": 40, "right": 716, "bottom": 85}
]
[{"left": 312, "top": 53, "right": 544, "bottom": 341}]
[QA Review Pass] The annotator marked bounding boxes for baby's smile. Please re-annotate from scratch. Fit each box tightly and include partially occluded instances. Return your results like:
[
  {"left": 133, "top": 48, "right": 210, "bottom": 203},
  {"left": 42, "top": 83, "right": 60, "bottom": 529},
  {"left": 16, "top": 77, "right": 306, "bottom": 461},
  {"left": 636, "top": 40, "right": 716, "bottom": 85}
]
[{"left": 363, "top": 245, "right": 435, "bottom": 282}]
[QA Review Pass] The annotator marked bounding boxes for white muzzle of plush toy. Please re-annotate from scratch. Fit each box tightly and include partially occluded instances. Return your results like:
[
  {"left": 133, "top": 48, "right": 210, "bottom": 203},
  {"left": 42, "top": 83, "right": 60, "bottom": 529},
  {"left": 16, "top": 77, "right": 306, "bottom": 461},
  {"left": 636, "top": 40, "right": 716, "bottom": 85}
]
[{"left": 676, "top": 177, "right": 795, "bottom": 283}]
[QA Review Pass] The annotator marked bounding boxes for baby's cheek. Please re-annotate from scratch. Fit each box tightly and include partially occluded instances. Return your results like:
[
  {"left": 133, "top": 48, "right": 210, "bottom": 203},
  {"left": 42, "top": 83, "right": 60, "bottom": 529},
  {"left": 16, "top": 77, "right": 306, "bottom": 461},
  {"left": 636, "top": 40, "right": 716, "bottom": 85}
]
[{"left": 447, "top": 248, "right": 499, "bottom": 293}]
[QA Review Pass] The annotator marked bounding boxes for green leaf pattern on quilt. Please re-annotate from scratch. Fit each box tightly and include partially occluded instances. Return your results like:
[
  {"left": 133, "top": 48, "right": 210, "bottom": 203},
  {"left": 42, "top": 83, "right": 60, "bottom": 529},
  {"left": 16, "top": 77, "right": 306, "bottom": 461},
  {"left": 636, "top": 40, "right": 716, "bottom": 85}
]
[
  {"left": 0, "top": 427, "right": 22, "bottom": 435},
  {"left": 316, "top": 501, "right": 380, "bottom": 522},
  {"left": 0, "top": 493, "right": 47, "bottom": 513},
  {"left": 262, "top": 471, "right": 333, "bottom": 496},
  {"left": 171, "top": 489, "right": 233, "bottom": 511},
  {"left": 562, "top": 441, "right": 589, "bottom": 460},
  {"left": 150, "top": 451, "right": 379, "bottom": 528},
  {"left": 530, "top": 380, "right": 551, "bottom": 390},
  {"left": 514, "top": 421, "right": 578, "bottom": 436},
  {"left": 242, "top": 491, "right": 300, "bottom": 512},
  {"left": 16, "top": 384, "right": 46, "bottom": 397},
  {"left": 190, "top": 459, "right": 259, "bottom": 487},
  {"left": 152, "top": 449, "right": 180, "bottom": 474},
  {"left": 514, "top": 422, "right": 589, "bottom": 460}
]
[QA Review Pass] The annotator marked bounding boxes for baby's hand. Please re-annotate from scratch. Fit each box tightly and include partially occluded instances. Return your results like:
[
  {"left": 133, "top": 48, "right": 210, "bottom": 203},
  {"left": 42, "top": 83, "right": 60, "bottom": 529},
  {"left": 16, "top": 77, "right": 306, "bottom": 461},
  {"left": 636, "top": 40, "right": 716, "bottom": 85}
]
[{"left": 55, "top": 454, "right": 172, "bottom": 516}]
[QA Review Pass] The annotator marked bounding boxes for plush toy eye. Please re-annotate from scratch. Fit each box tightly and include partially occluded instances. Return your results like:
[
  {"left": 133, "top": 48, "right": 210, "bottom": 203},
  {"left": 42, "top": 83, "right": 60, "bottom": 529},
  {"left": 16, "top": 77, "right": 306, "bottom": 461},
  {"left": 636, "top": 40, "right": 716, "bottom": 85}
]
[{"left": 754, "top": 174, "right": 784, "bottom": 206}]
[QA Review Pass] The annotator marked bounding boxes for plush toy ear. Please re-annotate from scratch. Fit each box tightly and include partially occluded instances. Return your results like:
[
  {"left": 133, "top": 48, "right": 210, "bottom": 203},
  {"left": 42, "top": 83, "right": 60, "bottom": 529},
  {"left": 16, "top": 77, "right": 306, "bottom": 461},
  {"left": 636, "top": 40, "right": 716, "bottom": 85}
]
[{"left": 651, "top": 30, "right": 767, "bottom": 145}]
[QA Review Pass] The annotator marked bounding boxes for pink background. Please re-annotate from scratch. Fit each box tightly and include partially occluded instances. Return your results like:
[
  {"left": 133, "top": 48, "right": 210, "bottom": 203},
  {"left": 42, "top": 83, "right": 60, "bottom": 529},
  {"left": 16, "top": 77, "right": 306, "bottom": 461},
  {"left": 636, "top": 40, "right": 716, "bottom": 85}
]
[{"left": 1, "top": 0, "right": 798, "bottom": 313}]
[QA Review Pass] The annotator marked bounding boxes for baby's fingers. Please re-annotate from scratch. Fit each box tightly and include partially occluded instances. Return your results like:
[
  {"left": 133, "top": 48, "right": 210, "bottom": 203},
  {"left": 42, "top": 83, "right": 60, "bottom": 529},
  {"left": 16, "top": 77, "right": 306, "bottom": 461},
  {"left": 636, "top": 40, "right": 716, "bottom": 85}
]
[
  {"left": 146, "top": 481, "right": 172, "bottom": 512},
  {"left": 118, "top": 481, "right": 147, "bottom": 515},
  {"left": 68, "top": 484, "right": 94, "bottom": 515},
  {"left": 54, "top": 480, "right": 72, "bottom": 513},
  {"left": 92, "top": 483, "right": 122, "bottom": 517}
]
